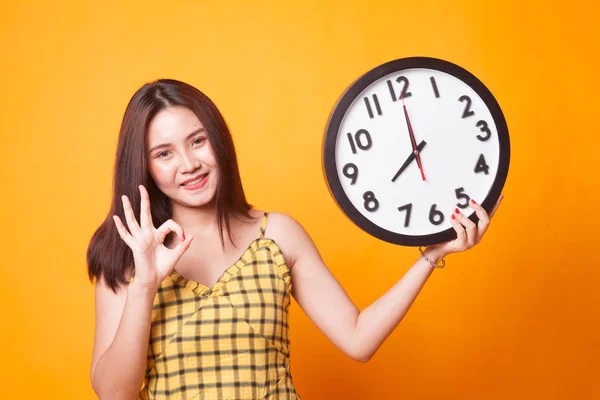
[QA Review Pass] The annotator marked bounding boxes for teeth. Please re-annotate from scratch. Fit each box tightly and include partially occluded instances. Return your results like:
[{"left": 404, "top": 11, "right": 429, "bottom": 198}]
[{"left": 184, "top": 175, "right": 206, "bottom": 186}]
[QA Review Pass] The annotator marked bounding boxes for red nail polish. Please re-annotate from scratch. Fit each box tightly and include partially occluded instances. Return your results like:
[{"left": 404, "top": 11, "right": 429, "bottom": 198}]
[
  {"left": 471, "top": 199, "right": 476, "bottom": 204},
  {"left": 182, "top": 233, "right": 186, "bottom": 240},
  {"left": 455, "top": 208, "right": 459, "bottom": 214},
  {"left": 451, "top": 214, "right": 456, "bottom": 219}
]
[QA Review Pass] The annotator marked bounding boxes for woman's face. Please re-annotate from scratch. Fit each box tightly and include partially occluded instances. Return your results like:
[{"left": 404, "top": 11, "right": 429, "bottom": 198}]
[{"left": 146, "top": 106, "right": 218, "bottom": 207}]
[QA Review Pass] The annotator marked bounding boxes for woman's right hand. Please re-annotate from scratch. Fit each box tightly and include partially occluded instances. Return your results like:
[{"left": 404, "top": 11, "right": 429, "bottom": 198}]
[{"left": 112, "top": 184, "right": 194, "bottom": 291}]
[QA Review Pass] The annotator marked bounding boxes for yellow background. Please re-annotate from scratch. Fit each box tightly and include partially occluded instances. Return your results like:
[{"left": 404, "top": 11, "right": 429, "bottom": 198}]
[{"left": 1, "top": 0, "right": 598, "bottom": 398}]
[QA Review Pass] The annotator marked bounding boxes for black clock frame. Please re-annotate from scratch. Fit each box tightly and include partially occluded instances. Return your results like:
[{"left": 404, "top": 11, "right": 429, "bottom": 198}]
[{"left": 322, "top": 56, "right": 510, "bottom": 247}]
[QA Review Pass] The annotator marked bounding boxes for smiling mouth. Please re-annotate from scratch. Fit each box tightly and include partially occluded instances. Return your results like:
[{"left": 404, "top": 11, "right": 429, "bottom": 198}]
[{"left": 181, "top": 173, "right": 208, "bottom": 186}]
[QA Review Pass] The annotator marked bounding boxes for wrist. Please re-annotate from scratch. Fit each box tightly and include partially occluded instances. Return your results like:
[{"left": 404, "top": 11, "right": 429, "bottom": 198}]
[
  {"left": 418, "top": 245, "right": 447, "bottom": 269},
  {"left": 128, "top": 281, "right": 159, "bottom": 297},
  {"left": 423, "top": 246, "right": 446, "bottom": 263}
]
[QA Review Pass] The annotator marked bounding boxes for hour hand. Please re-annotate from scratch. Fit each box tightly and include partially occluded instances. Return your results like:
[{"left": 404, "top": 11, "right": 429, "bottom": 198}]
[{"left": 391, "top": 140, "right": 427, "bottom": 182}]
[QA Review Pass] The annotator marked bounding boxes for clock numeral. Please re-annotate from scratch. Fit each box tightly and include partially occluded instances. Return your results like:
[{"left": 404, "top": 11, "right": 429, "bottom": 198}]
[
  {"left": 474, "top": 154, "right": 490, "bottom": 175},
  {"left": 476, "top": 120, "right": 492, "bottom": 141},
  {"left": 430, "top": 76, "right": 440, "bottom": 98},
  {"left": 363, "top": 191, "right": 379, "bottom": 212},
  {"left": 455, "top": 187, "right": 471, "bottom": 209},
  {"left": 387, "top": 76, "right": 412, "bottom": 101},
  {"left": 347, "top": 129, "right": 372, "bottom": 154},
  {"left": 459, "top": 95, "right": 475, "bottom": 118},
  {"left": 397, "top": 203, "right": 413, "bottom": 228},
  {"left": 364, "top": 94, "right": 382, "bottom": 119},
  {"left": 342, "top": 163, "right": 358, "bottom": 185},
  {"left": 429, "top": 204, "right": 445, "bottom": 226}
]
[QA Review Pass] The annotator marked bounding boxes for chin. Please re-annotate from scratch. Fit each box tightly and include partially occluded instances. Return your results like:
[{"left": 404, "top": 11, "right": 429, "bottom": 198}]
[{"left": 178, "top": 187, "right": 217, "bottom": 207}]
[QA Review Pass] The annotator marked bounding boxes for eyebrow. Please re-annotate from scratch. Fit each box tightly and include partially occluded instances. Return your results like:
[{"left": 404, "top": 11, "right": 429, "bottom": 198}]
[{"left": 147, "top": 128, "right": 206, "bottom": 154}]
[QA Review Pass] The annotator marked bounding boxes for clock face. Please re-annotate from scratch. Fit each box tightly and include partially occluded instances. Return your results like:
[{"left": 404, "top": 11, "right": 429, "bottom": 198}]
[{"left": 323, "top": 57, "right": 510, "bottom": 246}]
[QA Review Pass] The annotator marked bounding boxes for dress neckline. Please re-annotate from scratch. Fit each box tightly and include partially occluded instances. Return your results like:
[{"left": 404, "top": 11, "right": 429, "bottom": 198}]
[
  {"left": 169, "top": 212, "right": 270, "bottom": 295},
  {"left": 168, "top": 237, "right": 278, "bottom": 295}
]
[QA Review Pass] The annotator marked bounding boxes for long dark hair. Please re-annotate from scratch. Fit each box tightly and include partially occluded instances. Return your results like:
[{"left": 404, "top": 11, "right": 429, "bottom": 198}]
[{"left": 87, "top": 79, "right": 253, "bottom": 293}]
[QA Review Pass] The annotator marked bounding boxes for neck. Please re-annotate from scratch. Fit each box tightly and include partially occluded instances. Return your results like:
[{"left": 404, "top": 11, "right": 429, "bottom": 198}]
[{"left": 170, "top": 199, "right": 220, "bottom": 236}]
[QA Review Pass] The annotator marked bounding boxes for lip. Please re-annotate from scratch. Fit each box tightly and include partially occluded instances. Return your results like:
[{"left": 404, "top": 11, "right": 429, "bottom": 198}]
[
  {"left": 181, "top": 173, "right": 207, "bottom": 186},
  {"left": 181, "top": 173, "right": 209, "bottom": 190}
]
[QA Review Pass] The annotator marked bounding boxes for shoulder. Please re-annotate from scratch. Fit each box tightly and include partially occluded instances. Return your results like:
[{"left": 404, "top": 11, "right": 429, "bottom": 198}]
[
  {"left": 264, "top": 212, "right": 319, "bottom": 268},
  {"left": 263, "top": 212, "right": 303, "bottom": 237}
]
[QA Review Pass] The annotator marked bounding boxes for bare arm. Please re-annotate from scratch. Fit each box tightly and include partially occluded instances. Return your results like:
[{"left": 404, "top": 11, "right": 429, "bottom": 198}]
[
  {"left": 269, "top": 197, "right": 502, "bottom": 362},
  {"left": 290, "top": 230, "right": 439, "bottom": 362},
  {"left": 91, "top": 280, "right": 156, "bottom": 399},
  {"left": 91, "top": 185, "right": 194, "bottom": 398},
  {"left": 271, "top": 213, "right": 437, "bottom": 362},
  {"left": 351, "top": 250, "right": 441, "bottom": 361}
]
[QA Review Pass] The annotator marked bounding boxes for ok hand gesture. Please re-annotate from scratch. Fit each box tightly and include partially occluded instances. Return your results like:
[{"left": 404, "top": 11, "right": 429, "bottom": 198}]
[{"left": 112, "top": 185, "right": 195, "bottom": 290}]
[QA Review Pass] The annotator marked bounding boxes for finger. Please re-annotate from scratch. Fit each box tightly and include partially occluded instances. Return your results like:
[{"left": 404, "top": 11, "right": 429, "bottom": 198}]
[
  {"left": 139, "top": 185, "right": 154, "bottom": 229},
  {"left": 468, "top": 199, "right": 490, "bottom": 243},
  {"left": 469, "top": 199, "right": 490, "bottom": 226},
  {"left": 449, "top": 210, "right": 467, "bottom": 248},
  {"left": 122, "top": 195, "right": 142, "bottom": 236},
  {"left": 112, "top": 215, "right": 136, "bottom": 249},
  {"left": 454, "top": 208, "right": 477, "bottom": 247},
  {"left": 489, "top": 194, "right": 504, "bottom": 219},
  {"left": 172, "top": 234, "right": 195, "bottom": 260},
  {"left": 156, "top": 219, "right": 185, "bottom": 244}
]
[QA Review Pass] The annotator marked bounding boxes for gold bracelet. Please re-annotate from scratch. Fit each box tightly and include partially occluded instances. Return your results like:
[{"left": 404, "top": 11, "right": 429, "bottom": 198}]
[{"left": 419, "top": 246, "right": 446, "bottom": 269}]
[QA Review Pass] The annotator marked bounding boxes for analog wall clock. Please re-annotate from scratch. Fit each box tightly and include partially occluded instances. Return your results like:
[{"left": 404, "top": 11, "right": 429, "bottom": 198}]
[{"left": 322, "top": 56, "right": 510, "bottom": 246}]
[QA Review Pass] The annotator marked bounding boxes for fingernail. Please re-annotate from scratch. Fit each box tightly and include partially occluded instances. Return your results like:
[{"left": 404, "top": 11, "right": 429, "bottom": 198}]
[
  {"left": 182, "top": 233, "right": 186, "bottom": 240},
  {"left": 451, "top": 214, "right": 456, "bottom": 219},
  {"left": 471, "top": 199, "right": 476, "bottom": 204},
  {"left": 455, "top": 208, "right": 460, "bottom": 214}
]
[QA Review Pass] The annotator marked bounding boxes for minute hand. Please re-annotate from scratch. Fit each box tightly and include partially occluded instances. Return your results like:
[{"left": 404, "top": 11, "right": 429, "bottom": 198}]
[
  {"left": 391, "top": 140, "right": 427, "bottom": 182},
  {"left": 400, "top": 97, "right": 427, "bottom": 181}
]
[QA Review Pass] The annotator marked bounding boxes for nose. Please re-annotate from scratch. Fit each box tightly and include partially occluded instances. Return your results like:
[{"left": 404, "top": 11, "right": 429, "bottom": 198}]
[{"left": 180, "top": 150, "right": 201, "bottom": 173}]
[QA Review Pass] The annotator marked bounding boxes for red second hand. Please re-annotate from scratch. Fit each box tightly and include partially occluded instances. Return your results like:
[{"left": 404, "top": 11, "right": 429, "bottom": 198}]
[{"left": 400, "top": 94, "right": 427, "bottom": 181}]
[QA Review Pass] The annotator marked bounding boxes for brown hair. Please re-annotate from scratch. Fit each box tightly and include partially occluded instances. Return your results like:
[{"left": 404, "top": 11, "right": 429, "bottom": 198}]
[{"left": 86, "top": 79, "right": 252, "bottom": 293}]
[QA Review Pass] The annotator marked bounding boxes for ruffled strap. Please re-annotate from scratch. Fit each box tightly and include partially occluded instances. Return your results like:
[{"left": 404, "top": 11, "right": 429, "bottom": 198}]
[{"left": 259, "top": 212, "right": 269, "bottom": 238}]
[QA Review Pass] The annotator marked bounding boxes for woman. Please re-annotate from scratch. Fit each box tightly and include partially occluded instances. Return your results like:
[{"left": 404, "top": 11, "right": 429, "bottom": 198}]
[{"left": 87, "top": 79, "right": 503, "bottom": 400}]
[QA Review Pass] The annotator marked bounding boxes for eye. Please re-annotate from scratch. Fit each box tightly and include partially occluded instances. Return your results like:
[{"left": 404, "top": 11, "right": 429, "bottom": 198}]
[
  {"left": 192, "top": 137, "right": 205, "bottom": 146},
  {"left": 157, "top": 151, "right": 171, "bottom": 158}
]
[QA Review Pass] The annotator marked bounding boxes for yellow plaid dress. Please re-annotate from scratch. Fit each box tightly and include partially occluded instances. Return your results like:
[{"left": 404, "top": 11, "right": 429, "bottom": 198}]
[{"left": 138, "top": 212, "right": 301, "bottom": 399}]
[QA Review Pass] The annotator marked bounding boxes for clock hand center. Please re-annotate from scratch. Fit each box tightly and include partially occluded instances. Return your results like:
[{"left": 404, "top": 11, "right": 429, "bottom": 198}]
[{"left": 391, "top": 140, "right": 427, "bottom": 182}]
